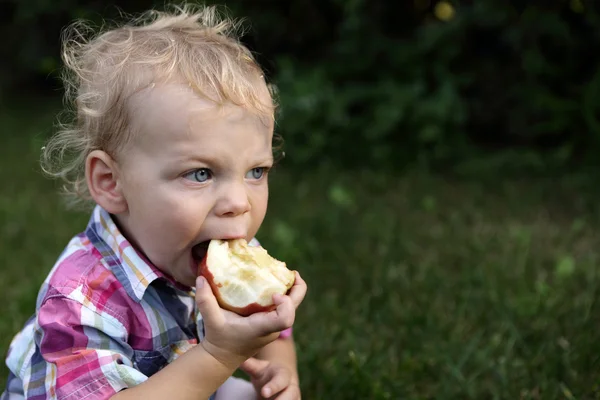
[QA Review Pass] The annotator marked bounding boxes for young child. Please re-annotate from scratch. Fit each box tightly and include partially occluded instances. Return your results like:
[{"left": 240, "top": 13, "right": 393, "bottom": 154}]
[{"left": 2, "top": 4, "right": 307, "bottom": 400}]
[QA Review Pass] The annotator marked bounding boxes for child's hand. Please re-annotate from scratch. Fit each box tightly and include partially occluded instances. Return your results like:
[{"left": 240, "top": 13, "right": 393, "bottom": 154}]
[
  {"left": 240, "top": 357, "right": 301, "bottom": 399},
  {"left": 196, "top": 271, "right": 307, "bottom": 369}
]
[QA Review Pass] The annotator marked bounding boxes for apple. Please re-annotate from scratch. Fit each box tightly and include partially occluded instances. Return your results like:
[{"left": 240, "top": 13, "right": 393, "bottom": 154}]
[{"left": 198, "top": 239, "right": 296, "bottom": 316}]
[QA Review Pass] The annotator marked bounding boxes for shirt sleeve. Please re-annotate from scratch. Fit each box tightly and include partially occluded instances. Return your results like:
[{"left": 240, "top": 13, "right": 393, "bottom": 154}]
[{"left": 28, "top": 295, "right": 147, "bottom": 399}]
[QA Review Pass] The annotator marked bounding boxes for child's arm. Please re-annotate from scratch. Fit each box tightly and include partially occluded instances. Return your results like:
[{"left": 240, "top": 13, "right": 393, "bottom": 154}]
[
  {"left": 114, "top": 337, "right": 301, "bottom": 399},
  {"left": 115, "top": 273, "right": 307, "bottom": 400},
  {"left": 111, "top": 343, "right": 238, "bottom": 399}
]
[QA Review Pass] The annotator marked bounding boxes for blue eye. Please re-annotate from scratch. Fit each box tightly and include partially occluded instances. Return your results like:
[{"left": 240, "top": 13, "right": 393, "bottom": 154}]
[
  {"left": 246, "top": 167, "right": 265, "bottom": 180},
  {"left": 185, "top": 168, "right": 212, "bottom": 183}
]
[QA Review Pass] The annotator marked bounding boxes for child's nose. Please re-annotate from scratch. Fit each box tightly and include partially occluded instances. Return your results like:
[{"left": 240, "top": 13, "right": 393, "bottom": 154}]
[{"left": 214, "top": 180, "right": 251, "bottom": 217}]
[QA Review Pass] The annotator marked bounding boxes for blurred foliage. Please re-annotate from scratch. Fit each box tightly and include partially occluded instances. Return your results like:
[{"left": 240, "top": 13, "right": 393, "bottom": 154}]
[{"left": 2, "top": 0, "right": 600, "bottom": 172}]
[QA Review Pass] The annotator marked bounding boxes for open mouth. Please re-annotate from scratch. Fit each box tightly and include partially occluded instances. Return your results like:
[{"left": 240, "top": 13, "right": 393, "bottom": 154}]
[{"left": 192, "top": 240, "right": 211, "bottom": 263}]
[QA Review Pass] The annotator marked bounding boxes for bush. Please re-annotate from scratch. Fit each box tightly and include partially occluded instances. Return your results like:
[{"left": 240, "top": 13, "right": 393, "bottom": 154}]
[{"left": 3, "top": 0, "right": 600, "bottom": 171}]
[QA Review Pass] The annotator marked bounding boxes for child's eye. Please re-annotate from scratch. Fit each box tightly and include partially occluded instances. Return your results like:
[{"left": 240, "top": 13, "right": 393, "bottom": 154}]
[
  {"left": 184, "top": 168, "right": 212, "bottom": 183},
  {"left": 246, "top": 167, "right": 266, "bottom": 180}
]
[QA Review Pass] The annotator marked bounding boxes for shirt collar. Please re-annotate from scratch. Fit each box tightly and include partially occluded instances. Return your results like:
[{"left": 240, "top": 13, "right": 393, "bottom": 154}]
[{"left": 85, "top": 205, "right": 193, "bottom": 302}]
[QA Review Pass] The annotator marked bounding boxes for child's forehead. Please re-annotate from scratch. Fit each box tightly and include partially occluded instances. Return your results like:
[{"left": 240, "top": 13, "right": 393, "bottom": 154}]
[
  {"left": 128, "top": 82, "right": 272, "bottom": 139},
  {"left": 131, "top": 83, "right": 233, "bottom": 121},
  {"left": 131, "top": 83, "right": 208, "bottom": 112}
]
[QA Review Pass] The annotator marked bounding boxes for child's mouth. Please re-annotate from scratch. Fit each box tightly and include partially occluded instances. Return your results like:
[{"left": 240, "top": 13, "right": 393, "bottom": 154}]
[{"left": 192, "top": 241, "right": 211, "bottom": 263}]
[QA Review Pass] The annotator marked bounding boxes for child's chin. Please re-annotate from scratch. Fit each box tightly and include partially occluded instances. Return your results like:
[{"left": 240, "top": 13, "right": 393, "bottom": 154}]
[{"left": 176, "top": 269, "right": 197, "bottom": 288}]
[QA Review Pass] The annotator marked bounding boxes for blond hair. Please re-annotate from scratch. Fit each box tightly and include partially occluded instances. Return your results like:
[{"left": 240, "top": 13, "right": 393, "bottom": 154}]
[{"left": 42, "top": 3, "right": 276, "bottom": 208}]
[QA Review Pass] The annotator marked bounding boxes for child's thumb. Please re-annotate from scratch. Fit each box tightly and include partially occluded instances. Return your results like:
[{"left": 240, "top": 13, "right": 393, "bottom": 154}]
[
  {"left": 239, "top": 357, "right": 269, "bottom": 377},
  {"left": 195, "top": 276, "right": 221, "bottom": 325}
]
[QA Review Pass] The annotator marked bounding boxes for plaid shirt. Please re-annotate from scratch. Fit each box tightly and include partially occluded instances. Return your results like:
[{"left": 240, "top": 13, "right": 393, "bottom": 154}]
[{"left": 2, "top": 205, "right": 290, "bottom": 399}]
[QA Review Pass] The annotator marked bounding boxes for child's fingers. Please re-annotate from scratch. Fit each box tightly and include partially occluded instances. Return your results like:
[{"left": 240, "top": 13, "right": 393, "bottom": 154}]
[
  {"left": 239, "top": 357, "right": 269, "bottom": 378},
  {"left": 247, "top": 296, "right": 296, "bottom": 335},
  {"left": 286, "top": 272, "right": 307, "bottom": 309},
  {"left": 272, "top": 294, "right": 296, "bottom": 328},
  {"left": 195, "top": 276, "right": 224, "bottom": 327},
  {"left": 243, "top": 273, "right": 306, "bottom": 336},
  {"left": 260, "top": 368, "right": 292, "bottom": 399},
  {"left": 275, "top": 384, "right": 302, "bottom": 400}
]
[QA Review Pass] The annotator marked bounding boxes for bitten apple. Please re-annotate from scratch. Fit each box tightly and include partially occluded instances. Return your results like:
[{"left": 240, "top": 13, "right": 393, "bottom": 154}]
[{"left": 198, "top": 239, "right": 296, "bottom": 316}]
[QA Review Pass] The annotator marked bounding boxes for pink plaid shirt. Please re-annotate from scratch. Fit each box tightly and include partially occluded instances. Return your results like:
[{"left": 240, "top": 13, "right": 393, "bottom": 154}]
[{"left": 2, "top": 205, "right": 292, "bottom": 399}]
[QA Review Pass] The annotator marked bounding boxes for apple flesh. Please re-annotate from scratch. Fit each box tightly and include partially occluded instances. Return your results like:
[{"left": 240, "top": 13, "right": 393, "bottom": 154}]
[{"left": 198, "top": 239, "right": 296, "bottom": 316}]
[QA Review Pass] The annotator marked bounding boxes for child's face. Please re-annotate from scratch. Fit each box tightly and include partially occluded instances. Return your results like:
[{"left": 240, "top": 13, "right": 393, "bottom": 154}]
[{"left": 114, "top": 84, "right": 273, "bottom": 287}]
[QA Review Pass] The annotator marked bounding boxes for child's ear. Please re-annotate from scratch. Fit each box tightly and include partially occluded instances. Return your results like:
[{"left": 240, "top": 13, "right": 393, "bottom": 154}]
[{"left": 86, "top": 150, "right": 128, "bottom": 214}]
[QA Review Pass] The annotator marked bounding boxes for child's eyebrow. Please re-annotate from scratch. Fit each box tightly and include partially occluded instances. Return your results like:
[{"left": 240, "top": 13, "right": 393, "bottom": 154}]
[
  {"left": 173, "top": 153, "right": 223, "bottom": 167},
  {"left": 172, "top": 153, "right": 274, "bottom": 167},
  {"left": 253, "top": 156, "right": 275, "bottom": 165}
]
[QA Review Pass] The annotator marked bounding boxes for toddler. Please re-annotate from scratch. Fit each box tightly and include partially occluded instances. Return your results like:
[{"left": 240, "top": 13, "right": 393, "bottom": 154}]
[{"left": 2, "top": 4, "right": 306, "bottom": 400}]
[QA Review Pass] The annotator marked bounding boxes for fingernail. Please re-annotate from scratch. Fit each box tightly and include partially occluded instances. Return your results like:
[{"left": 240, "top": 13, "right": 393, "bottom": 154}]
[
  {"left": 197, "top": 276, "right": 204, "bottom": 288},
  {"left": 263, "top": 387, "right": 271, "bottom": 397}
]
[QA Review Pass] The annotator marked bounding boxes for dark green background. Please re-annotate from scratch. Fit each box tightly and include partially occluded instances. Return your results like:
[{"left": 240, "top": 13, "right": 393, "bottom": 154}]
[
  {"left": 3, "top": 0, "right": 600, "bottom": 173},
  {"left": 2, "top": 1, "right": 600, "bottom": 398}
]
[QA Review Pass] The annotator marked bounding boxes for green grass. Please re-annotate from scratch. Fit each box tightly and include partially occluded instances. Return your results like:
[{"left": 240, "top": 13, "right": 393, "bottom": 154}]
[{"left": 1, "top": 100, "right": 600, "bottom": 399}]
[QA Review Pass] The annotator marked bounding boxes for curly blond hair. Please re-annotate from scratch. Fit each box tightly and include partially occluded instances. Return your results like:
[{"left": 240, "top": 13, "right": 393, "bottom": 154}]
[{"left": 42, "top": 3, "right": 277, "bottom": 209}]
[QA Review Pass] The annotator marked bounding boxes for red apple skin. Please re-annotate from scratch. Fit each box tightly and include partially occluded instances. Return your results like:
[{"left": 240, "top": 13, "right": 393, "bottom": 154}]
[{"left": 198, "top": 257, "right": 280, "bottom": 317}]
